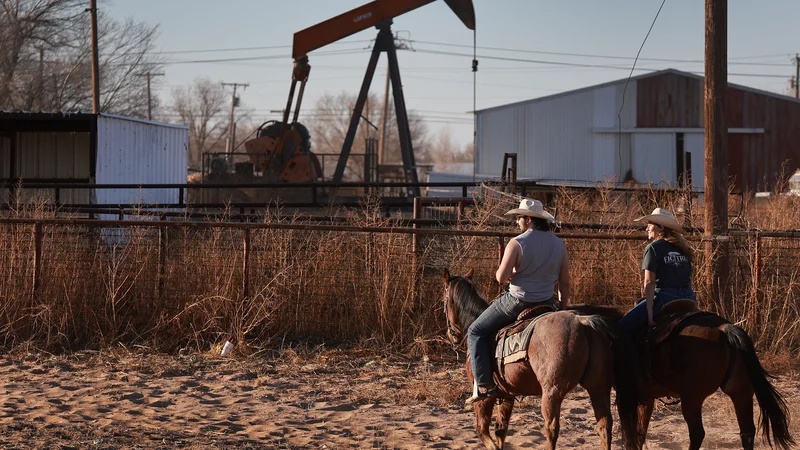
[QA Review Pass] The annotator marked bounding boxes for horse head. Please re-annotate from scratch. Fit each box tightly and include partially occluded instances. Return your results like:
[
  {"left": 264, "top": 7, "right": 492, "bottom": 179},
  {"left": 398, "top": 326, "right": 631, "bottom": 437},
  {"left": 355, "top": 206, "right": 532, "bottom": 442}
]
[{"left": 442, "top": 268, "right": 485, "bottom": 348}]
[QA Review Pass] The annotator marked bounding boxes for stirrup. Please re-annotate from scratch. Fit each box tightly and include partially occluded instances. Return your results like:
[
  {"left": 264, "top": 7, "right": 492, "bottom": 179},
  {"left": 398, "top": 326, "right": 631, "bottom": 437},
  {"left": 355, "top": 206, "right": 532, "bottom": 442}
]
[{"left": 465, "top": 381, "right": 499, "bottom": 405}]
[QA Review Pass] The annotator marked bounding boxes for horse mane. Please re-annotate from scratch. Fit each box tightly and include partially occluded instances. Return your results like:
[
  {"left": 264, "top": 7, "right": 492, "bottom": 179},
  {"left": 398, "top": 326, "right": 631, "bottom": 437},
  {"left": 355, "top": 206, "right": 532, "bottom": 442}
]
[{"left": 449, "top": 275, "right": 489, "bottom": 328}]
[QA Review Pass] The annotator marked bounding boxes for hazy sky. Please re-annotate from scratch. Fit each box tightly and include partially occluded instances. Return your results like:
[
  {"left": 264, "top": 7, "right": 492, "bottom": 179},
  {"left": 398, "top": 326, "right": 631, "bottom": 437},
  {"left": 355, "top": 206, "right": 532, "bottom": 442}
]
[{"left": 106, "top": 0, "right": 798, "bottom": 149}]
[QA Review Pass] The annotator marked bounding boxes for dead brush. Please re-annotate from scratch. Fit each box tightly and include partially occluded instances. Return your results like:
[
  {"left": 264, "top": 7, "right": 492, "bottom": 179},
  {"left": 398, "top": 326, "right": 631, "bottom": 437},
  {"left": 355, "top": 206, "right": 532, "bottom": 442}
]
[{"left": 0, "top": 179, "right": 797, "bottom": 358}]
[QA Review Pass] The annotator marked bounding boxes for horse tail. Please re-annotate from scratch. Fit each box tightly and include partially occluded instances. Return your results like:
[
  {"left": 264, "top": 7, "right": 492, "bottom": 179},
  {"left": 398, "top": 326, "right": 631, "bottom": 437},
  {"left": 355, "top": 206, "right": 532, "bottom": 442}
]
[
  {"left": 577, "top": 314, "right": 640, "bottom": 444},
  {"left": 723, "top": 324, "right": 795, "bottom": 450}
]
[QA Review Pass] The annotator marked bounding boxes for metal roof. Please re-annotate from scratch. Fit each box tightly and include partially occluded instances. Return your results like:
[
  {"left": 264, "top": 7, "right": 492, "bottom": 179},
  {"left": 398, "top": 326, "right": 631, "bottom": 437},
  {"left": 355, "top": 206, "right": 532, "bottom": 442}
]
[
  {"left": 476, "top": 68, "right": 800, "bottom": 114},
  {"left": 0, "top": 111, "right": 187, "bottom": 131}
]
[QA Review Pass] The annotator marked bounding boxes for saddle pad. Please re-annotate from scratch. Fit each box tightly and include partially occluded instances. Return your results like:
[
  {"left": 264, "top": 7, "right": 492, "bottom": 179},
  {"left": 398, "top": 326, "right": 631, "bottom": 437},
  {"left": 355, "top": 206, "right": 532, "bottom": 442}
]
[{"left": 495, "top": 312, "right": 553, "bottom": 363}]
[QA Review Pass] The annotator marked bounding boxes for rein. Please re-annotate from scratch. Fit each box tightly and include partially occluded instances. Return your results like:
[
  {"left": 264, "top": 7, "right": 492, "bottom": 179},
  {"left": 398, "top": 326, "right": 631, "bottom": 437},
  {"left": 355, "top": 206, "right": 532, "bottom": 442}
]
[{"left": 443, "top": 281, "right": 464, "bottom": 353}]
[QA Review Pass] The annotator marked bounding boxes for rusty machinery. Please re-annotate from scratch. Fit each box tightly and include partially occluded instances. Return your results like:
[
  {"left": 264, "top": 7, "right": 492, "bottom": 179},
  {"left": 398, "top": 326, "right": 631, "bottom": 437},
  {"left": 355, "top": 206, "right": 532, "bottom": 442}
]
[{"left": 245, "top": 0, "right": 475, "bottom": 194}]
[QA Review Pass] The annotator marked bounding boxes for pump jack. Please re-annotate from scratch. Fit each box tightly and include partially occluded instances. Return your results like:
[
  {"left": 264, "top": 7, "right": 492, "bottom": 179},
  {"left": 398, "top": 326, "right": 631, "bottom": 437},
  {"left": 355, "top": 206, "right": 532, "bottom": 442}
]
[{"left": 251, "top": 0, "right": 475, "bottom": 198}]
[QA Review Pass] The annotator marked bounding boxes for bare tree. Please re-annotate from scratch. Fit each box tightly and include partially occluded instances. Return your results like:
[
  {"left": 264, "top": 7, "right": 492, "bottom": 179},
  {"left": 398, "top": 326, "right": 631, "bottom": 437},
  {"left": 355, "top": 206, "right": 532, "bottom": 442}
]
[
  {"left": 427, "top": 127, "right": 472, "bottom": 172},
  {"left": 0, "top": 1, "right": 163, "bottom": 115},
  {"left": 307, "top": 91, "right": 429, "bottom": 181},
  {"left": 172, "top": 78, "right": 228, "bottom": 170},
  {"left": 0, "top": 0, "right": 82, "bottom": 107}
]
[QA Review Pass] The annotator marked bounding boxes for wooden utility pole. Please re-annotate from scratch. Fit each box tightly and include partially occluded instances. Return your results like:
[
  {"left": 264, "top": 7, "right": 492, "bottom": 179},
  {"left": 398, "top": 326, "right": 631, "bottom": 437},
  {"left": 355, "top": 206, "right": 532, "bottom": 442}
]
[
  {"left": 88, "top": 0, "right": 100, "bottom": 113},
  {"left": 704, "top": 0, "right": 730, "bottom": 309},
  {"left": 794, "top": 54, "right": 800, "bottom": 99},
  {"left": 222, "top": 82, "right": 248, "bottom": 155}
]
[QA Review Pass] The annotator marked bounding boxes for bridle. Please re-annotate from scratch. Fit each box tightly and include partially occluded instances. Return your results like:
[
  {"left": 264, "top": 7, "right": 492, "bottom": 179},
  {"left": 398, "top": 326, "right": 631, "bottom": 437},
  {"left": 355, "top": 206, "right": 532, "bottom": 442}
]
[{"left": 443, "top": 280, "right": 464, "bottom": 350}]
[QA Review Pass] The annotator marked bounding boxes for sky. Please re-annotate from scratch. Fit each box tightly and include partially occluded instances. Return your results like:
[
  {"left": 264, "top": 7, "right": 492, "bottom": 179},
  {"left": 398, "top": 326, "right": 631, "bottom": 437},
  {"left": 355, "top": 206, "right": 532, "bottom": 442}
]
[{"left": 105, "top": 0, "right": 799, "bottom": 151}]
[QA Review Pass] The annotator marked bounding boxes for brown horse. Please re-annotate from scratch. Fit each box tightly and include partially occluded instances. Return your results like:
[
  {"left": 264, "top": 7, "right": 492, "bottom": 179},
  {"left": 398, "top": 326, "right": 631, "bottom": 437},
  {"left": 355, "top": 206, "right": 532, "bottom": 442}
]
[
  {"left": 442, "top": 269, "right": 638, "bottom": 450},
  {"left": 581, "top": 303, "right": 795, "bottom": 450}
]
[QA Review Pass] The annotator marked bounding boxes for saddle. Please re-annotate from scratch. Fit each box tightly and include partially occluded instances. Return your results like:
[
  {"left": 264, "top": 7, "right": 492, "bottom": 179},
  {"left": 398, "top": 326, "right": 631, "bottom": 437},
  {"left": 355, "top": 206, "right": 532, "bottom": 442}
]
[
  {"left": 650, "top": 299, "right": 705, "bottom": 345},
  {"left": 491, "top": 303, "right": 557, "bottom": 391},
  {"left": 635, "top": 299, "right": 714, "bottom": 398}
]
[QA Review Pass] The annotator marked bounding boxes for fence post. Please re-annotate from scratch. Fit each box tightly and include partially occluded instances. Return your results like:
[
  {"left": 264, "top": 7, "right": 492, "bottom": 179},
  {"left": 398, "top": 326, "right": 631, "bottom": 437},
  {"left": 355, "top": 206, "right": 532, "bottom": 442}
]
[
  {"left": 157, "top": 226, "right": 166, "bottom": 298},
  {"left": 411, "top": 197, "right": 423, "bottom": 309},
  {"left": 753, "top": 232, "right": 760, "bottom": 297},
  {"left": 495, "top": 236, "right": 504, "bottom": 263},
  {"left": 33, "top": 222, "right": 42, "bottom": 302},
  {"left": 242, "top": 227, "right": 251, "bottom": 301},
  {"left": 412, "top": 197, "right": 421, "bottom": 255}
]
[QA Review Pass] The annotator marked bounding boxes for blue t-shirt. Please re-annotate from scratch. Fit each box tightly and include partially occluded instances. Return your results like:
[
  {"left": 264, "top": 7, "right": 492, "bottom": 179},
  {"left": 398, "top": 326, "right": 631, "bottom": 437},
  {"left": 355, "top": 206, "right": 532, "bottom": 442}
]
[{"left": 641, "top": 239, "right": 692, "bottom": 289}]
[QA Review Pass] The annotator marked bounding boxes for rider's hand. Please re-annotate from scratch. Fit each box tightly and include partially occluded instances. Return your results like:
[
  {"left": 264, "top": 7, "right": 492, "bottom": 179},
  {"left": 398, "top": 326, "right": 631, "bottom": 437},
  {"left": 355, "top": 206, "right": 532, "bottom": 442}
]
[{"left": 648, "top": 319, "right": 656, "bottom": 327}]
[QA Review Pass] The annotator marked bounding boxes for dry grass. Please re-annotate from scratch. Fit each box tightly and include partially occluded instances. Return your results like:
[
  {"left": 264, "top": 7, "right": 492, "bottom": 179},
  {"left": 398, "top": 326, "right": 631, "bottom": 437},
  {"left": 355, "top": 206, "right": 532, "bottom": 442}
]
[{"left": 0, "top": 182, "right": 798, "bottom": 359}]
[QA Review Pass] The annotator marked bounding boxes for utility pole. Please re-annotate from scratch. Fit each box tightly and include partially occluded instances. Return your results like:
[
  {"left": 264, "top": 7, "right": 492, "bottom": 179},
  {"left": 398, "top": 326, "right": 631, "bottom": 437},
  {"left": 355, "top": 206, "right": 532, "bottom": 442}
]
[
  {"left": 794, "top": 54, "right": 800, "bottom": 99},
  {"left": 704, "top": 0, "right": 729, "bottom": 310},
  {"left": 138, "top": 71, "right": 164, "bottom": 120},
  {"left": 222, "top": 82, "right": 249, "bottom": 155},
  {"left": 88, "top": 0, "right": 100, "bottom": 113}
]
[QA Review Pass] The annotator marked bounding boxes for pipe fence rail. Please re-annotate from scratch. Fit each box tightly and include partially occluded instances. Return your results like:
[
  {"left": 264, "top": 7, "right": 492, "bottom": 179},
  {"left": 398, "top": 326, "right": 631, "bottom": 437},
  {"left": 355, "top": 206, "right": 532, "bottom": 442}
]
[{"left": 1, "top": 216, "right": 798, "bottom": 352}]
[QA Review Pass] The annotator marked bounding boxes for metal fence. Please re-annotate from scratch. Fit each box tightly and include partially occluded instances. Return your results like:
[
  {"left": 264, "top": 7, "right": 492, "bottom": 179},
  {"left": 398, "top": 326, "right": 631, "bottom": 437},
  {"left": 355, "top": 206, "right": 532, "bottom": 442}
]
[{"left": 0, "top": 215, "right": 798, "bottom": 352}]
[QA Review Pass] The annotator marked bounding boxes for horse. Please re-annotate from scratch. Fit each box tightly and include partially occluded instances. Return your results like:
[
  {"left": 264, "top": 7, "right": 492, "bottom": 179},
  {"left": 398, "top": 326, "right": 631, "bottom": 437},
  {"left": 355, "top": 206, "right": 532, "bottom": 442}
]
[
  {"left": 583, "top": 301, "right": 795, "bottom": 450},
  {"left": 441, "top": 269, "right": 639, "bottom": 450}
]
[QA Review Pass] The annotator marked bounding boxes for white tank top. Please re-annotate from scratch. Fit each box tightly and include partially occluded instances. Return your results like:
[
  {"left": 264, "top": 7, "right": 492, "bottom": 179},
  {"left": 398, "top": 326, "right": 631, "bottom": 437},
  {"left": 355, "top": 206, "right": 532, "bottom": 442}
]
[{"left": 508, "top": 229, "right": 566, "bottom": 303}]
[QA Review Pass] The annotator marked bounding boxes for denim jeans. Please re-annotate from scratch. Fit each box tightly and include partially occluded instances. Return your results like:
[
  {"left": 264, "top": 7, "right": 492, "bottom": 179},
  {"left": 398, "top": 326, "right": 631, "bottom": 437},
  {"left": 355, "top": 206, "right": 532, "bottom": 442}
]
[
  {"left": 467, "top": 292, "right": 554, "bottom": 386},
  {"left": 618, "top": 287, "right": 696, "bottom": 332}
]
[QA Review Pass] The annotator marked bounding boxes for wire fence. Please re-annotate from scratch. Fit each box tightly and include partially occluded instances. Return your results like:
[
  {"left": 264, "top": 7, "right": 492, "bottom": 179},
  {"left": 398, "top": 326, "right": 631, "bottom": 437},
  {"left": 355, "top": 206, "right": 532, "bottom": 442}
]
[{"left": 1, "top": 215, "right": 799, "bottom": 354}]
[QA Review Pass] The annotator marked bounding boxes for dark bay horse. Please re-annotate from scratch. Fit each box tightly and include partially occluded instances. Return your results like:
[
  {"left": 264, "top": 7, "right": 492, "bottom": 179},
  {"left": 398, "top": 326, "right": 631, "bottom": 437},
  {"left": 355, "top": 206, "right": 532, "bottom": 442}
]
[
  {"left": 442, "top": 269, "right": 638, "bottom": 450},
  {"left": 580, "top": 303, "right": 795, "bottom": 450}
]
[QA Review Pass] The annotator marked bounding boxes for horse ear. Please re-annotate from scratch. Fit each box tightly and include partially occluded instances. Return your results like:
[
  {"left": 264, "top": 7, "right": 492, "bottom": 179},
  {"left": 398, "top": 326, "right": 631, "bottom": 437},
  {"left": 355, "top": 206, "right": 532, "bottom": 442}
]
[
  {"left": 465, "top": 268, "right": 474, "bottom": 279},
  {"left": 442, "top": 268, "right": 450, "bottom": 282}
]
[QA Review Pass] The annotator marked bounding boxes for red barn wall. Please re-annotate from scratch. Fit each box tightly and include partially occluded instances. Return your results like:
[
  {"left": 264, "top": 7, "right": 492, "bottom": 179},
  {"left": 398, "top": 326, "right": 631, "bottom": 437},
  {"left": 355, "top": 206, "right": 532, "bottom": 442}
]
[{"left": 636, "top": 72, "right": 800, "bottom": 193}]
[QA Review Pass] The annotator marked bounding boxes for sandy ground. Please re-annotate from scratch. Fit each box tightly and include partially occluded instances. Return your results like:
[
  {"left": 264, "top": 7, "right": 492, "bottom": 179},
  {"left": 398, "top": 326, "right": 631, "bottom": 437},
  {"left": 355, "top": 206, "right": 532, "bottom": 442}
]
[{"left": 0, "top": 346, "right": 797, "bottom": 449}]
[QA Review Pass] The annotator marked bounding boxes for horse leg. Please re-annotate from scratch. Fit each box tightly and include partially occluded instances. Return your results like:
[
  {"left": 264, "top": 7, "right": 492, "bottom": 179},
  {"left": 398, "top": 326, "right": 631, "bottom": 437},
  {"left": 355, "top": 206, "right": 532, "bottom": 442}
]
[
  {"left": 680, "top": 397, "right": 706, "bottom": 450},
  {"left": 727, "top": 390, "right": 756, "bottom": 450},
  {"left": 541, "top": 389, "right": 564, "bottom": 450},
  {"left": 494, "top": 397, "right": 515, "bottom": 449},
  {"left": 587, "top": 387, "right": 612, "bottom": 450},
  {"left": 634, "top": 398, "right": 655, "bottom": 450},
  {"left": 474, "top": 398, "right": 500, "bottom": 450}
]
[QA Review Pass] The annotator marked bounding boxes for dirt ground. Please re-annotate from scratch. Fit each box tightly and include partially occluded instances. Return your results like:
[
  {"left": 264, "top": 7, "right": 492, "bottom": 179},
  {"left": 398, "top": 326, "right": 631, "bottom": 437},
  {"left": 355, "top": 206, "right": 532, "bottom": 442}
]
[{"left": 0, "top": 346, "right": 797, "bottom": 449}]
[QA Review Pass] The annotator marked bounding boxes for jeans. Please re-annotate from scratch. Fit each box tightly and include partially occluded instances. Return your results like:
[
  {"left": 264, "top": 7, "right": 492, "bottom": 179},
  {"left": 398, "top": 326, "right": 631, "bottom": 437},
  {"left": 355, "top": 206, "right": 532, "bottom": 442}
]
[
  {"left": 467, "top": 292, "right": 554, "bottom": 386},
  {"left": 618, "top": 287, "right": 696, "bottom": 332}
]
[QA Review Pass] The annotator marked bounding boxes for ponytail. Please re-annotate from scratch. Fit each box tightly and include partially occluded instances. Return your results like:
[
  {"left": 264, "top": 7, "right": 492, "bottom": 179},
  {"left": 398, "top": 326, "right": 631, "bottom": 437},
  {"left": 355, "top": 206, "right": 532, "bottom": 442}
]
[{"left": 663, "top": 230, "right": 694, "bottom": 263}]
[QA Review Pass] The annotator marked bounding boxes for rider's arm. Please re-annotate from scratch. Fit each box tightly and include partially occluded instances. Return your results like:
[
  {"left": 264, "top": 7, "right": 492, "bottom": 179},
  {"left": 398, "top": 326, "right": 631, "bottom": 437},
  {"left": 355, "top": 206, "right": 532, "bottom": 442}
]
[
  {"left": 643, "top": 269, "right": 656, "bottom": 324},
  {"left": 557, "top": 250, "right": 570, "bottom": 308},
  {"left": 496, "top": 240, "right": 520, "bottom": 284}
]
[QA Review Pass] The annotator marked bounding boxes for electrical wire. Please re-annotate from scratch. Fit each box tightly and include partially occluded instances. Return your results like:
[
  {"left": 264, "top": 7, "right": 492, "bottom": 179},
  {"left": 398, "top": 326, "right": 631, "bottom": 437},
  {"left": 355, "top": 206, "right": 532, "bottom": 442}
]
[
  {"left": 154, "top": 40, "right": 373, "bottom": 55},
  {"left": 412, "top": 40, "right": 793, "bottom": 67},
  {"left": 618, "top": 0, "right": 667, "bottom": 181}
]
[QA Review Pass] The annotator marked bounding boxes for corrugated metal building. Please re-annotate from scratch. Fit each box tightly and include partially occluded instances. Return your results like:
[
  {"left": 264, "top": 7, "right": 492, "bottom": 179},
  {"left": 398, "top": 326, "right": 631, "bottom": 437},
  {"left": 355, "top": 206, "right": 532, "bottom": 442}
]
[
  {"left": 0, "top": 112, "right": 188, "bottom": 207},
  {"left": 475, "top": 68, "right": 800, "bottom": 193}
]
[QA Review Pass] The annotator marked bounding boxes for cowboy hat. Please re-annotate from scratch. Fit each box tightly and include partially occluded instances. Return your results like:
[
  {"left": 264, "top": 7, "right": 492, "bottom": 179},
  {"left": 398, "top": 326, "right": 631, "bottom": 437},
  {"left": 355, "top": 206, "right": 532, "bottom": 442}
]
[
  {"left": 504, "top": 198, "right": 556, "bottom": 222},
  {"left": 634, "top": 208, "right": 684, "bottom": 234}
]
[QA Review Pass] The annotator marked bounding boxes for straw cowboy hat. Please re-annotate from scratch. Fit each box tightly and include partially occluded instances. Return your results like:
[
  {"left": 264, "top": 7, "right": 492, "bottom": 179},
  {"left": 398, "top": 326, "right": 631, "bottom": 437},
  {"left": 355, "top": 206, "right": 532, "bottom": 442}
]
[
  {"left": 634, "top": 208, "right": 684, "bottom": 234},
  {"left": 505, "top": 198, "right": 556, "bottom": 222}
]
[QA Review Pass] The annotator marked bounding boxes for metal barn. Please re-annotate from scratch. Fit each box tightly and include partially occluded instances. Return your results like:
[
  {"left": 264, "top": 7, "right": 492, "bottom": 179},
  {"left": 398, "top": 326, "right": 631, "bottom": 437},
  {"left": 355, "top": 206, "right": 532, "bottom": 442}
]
[
  {"left": 475, "top": 68, "right": 800, "bottom": 193},
  {"left": 0, "top": 112, "right": 188, "bottom": 208}
]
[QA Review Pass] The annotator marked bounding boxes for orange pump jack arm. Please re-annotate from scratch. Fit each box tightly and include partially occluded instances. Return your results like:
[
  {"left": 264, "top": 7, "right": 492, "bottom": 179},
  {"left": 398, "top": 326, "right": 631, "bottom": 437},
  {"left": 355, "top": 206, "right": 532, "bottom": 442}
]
[{"left": 280, "top": 0, "right": 475, "bottom": 128}]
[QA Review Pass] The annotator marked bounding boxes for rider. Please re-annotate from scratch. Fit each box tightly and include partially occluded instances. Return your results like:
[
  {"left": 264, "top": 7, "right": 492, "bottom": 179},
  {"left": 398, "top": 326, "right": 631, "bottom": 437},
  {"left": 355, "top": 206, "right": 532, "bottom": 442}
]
[
  {"left": 619, "top": 207, "right": 696, "bottom": 331},
  {"left": 466, "top": 198, "right": 570, "bottom": 403}
]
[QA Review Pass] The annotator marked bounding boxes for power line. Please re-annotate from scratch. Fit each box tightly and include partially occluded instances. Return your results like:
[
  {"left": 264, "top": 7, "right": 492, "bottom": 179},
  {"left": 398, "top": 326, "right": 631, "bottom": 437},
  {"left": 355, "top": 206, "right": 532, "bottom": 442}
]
[
  {"left": 410, "top": 48, "right": 791, "bottom": 78},
  {"left": 153, "top": 39, "right": 372, "bottom": 55},
  {"left": 164, "top": 48, "right": 368, "bottom": 65},
  {"left": 412, "top": 40, "right": 793, "bottom": 67},
  {"left": 618, "top": 0, "right": 667, "bottom": 179}
]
